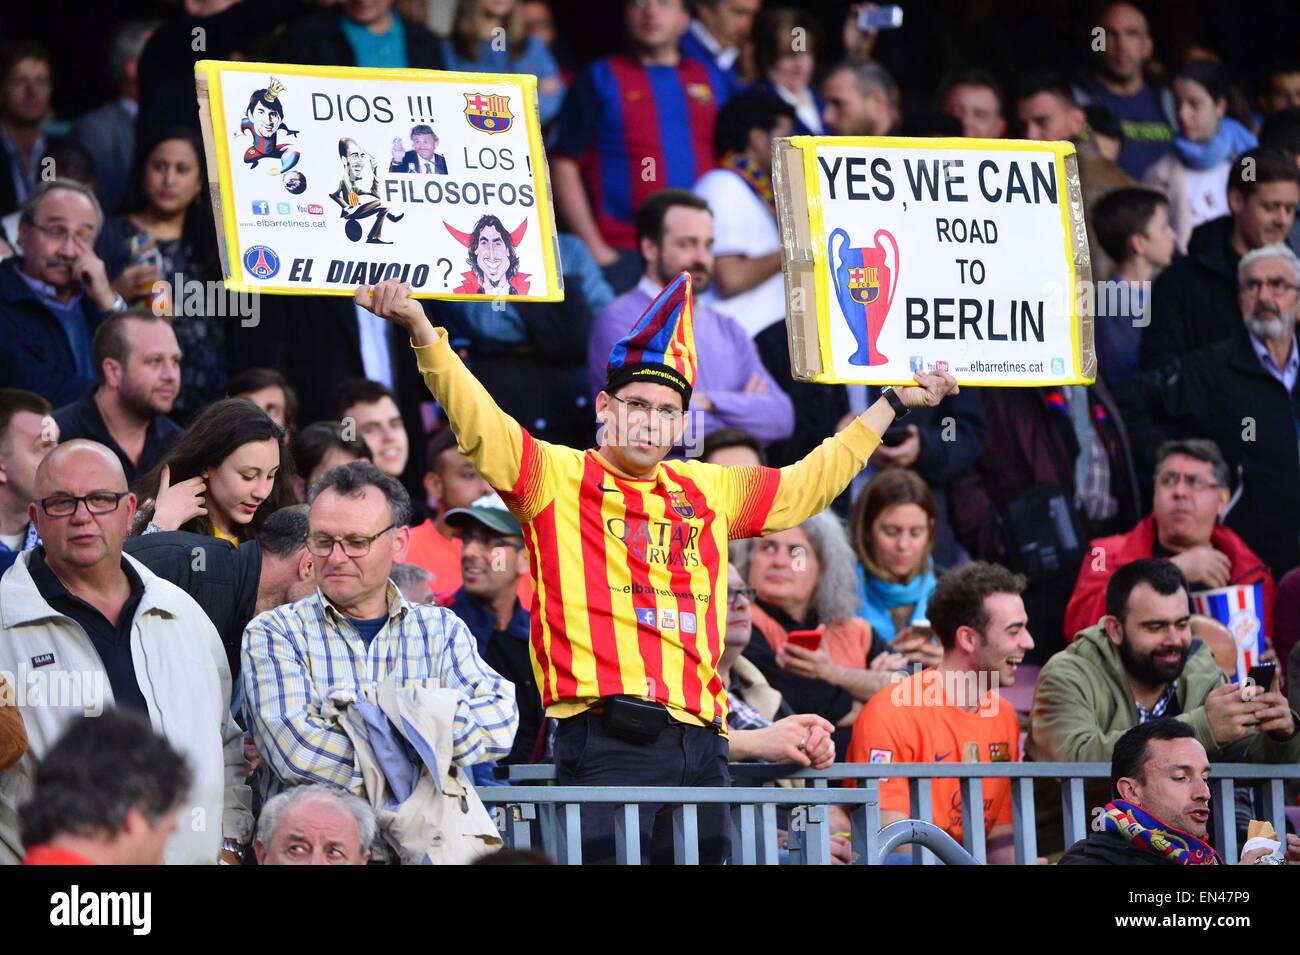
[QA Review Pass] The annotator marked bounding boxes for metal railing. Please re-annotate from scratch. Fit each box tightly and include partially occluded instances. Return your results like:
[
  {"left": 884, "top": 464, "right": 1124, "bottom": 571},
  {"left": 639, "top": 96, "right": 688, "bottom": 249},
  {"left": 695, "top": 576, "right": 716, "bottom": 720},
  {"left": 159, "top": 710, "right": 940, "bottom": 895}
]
[{"left": 483, "top": 762, "right": 1300, "bottom": 865}]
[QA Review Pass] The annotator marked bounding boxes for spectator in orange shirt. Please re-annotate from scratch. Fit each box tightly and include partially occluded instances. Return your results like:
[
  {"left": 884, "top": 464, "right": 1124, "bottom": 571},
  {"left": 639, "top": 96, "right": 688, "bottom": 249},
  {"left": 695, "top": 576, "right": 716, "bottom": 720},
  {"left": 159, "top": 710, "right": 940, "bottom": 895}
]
[{"left": 845, "top": 562, "right": 1034, "bottom": 863}]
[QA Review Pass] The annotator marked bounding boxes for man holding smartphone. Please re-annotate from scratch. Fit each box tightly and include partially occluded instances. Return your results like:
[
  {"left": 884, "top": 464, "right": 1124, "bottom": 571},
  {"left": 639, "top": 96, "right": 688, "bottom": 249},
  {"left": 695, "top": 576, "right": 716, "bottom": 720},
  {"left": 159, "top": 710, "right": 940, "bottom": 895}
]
[
  {"left": 1034, "top": 558, "right": 1299, "bottom": 765},
  {"left": 357, "top": 273, "right": 957, "bottom": 863}
]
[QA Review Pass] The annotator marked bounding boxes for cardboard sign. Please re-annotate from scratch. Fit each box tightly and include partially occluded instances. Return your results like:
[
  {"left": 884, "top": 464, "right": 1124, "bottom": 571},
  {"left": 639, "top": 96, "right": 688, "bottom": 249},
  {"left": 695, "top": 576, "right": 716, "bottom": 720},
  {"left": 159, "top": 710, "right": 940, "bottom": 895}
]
[
  {"left": 195, "top": 60, "right": 563, "bottom": 301},
  {"left": 772, "top": 136, "right": 1095, "bottom": 385}
]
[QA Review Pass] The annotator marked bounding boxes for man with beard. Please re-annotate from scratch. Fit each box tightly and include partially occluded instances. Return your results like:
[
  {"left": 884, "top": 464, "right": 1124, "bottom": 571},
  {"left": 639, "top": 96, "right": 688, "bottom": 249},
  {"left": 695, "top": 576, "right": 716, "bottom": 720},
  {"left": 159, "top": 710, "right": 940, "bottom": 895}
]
[
  {"left": 1030, "top": 558, "right": 1300, "bottom": 766},
  {"left": 587, "top": 189, "right": 793, "bottom": 448},
  {"left": 53, "top": 308, "right": 182, "bottom": 485},
  {"left": 1121, "top": 244, "right": 1300, "bottom": 575}
]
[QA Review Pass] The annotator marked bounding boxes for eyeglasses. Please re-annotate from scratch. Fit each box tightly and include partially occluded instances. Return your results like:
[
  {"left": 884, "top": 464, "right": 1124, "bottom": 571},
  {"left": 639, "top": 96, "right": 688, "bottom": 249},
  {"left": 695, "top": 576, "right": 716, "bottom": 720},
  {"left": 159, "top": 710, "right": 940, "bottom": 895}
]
[
  {"left": 728, "top": 586, "right": 757, "bottom": 607},
  {"left": 306, "top": 524, "right": 395, "bottom": 558},
  {"left": 27, "top": 222, "right": 96, "bottom": 246},
  {"left": 36, "top": 491, "right": 128, "bottom": 517},
  {"left": 1242, "top": 277, "right": 1299, "bottom": 296},
  {"left": 1155, "top": 471, "right": 1221, "bottom": 492},
  {"left": 608, "top": 394, "right": 685, "bottom": 424}
]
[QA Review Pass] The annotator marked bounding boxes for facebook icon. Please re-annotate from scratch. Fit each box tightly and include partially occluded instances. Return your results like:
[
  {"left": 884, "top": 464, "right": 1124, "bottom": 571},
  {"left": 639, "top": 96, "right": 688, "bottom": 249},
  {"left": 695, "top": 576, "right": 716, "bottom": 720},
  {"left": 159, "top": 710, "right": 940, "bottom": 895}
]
[
  {"left": 635, "top": 608, "right": 657, "bottom": 628},
  {"left": 251, "top": 199, "right": 269, "bottom": 216},
  {"left": 909, "top": 355, "right": 925, "bottom": 372}
]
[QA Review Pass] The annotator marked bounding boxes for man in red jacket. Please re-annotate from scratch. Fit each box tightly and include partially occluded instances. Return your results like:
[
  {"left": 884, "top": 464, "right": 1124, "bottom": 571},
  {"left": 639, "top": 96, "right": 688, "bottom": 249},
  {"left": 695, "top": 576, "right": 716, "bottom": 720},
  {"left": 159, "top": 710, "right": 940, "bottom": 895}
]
[{"left": 1065, "top": 439, "right": 1274, "bottom": 640}]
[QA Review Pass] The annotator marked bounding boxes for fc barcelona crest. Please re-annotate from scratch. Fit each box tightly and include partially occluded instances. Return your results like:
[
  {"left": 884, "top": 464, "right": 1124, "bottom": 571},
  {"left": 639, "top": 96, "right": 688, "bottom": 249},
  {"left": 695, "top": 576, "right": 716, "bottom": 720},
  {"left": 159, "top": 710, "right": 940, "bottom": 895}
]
[
  {"left": 464, "top": 93, "right": 513, "bottom": 134},
  {"left": 847, "top": 265, "right": 880, "bottom": 305},
  {"left": 668, "top": 490, "right": 695, "bottom": 519}
]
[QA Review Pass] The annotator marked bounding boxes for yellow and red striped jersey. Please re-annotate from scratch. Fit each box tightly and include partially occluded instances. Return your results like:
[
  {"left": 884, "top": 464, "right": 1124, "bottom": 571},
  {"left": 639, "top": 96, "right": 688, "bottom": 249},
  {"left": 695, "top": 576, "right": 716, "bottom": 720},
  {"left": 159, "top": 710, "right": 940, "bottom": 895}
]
[{"left": 414, "top": 331, "right": 880, "bottom": 727}]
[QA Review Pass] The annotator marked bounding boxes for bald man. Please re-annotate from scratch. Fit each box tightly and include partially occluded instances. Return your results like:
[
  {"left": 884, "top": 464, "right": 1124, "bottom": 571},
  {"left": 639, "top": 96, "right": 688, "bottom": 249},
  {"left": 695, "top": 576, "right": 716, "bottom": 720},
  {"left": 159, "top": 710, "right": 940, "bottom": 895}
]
[{"left": 0, "top": 439, "right": 252, "bottom": 865}]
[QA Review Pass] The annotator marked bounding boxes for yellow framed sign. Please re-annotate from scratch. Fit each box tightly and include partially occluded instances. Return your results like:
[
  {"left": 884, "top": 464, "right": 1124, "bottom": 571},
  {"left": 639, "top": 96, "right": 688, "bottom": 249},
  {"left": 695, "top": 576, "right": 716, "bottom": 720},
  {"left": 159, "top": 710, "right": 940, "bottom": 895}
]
[
  {"left": 195, "top": 60, "right": 563, "bottom": 301},
  {"left": 772, "top": 136, "right": 1094, "bottom": 386}
]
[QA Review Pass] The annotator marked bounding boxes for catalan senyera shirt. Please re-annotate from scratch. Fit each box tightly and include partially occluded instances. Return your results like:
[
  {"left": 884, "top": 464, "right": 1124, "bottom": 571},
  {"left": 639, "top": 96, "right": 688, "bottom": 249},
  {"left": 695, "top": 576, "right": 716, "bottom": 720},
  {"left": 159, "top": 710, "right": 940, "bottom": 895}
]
[{"left": 414, "top": 329, "right": 881, "bottom": 728}]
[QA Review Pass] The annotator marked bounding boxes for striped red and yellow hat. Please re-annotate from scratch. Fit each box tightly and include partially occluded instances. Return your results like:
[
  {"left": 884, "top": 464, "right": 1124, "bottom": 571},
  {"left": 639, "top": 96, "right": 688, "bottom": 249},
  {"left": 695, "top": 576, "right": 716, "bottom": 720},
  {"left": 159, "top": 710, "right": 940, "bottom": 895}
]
[{"left": 604, "top": 272, "right": 698, "bottom": 405}]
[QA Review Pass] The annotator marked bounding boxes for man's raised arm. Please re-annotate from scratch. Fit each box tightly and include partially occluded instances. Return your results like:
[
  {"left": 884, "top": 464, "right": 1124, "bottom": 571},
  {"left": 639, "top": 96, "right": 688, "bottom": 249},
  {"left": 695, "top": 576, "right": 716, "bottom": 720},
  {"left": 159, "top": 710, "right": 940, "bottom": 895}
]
[{"left": 356, "top": 281, "right": 532, "bottom": 498}]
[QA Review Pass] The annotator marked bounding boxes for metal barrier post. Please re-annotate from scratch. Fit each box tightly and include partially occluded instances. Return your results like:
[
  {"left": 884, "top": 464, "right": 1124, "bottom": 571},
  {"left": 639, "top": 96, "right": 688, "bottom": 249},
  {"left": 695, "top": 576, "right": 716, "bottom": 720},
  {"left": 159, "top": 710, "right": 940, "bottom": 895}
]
[
  {"left": 756, "top": 802, "right": 780, "bottom": 865},
  {"left": 908, "top": 777, "right": 935, "bottom": 864},
  {"left": 614, "top": 803, "right": 641, "bottom": 865},
  {"left": 1061, "top": 777, "right": 1087, "bottom": 849},
  {"left": 803, "top": 804, "right": 831, "bottom": 865},
  {"left": 672, "top": 803, "right": 700, "bottom": 865},
  {"left": 1011, "top": 778, "right": 1037, "bottom": 865},
  {"left": 559, "top": 802, "right": 583, "bottom": 865},
  {"left": 730, "top": 804, "right": 757, "bottom": 865},
  {"left": 958, "top": 777, "right": 986, "bottom": 863},
  {"left": 1212, "top": 777, "right": 1236, "bottom": 862}
]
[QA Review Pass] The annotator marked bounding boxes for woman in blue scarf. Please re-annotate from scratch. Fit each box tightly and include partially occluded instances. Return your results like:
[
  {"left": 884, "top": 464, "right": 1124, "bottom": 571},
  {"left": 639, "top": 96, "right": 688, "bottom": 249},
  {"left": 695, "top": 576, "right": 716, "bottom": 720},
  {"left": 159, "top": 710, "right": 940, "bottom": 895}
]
[
  {"left": 851, "top": 470, "right": 942, "bottom": 668},
  {"left": 1143, "top": 58, "right": 1257, "bottom": 251}
]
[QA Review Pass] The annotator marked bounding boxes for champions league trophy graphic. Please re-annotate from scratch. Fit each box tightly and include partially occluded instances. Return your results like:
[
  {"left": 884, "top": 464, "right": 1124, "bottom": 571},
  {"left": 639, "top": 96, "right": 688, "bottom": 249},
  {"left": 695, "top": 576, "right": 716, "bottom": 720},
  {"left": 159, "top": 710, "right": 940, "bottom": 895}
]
[{"left": 829, "top": 227, "right": 899, "bottom": 366}]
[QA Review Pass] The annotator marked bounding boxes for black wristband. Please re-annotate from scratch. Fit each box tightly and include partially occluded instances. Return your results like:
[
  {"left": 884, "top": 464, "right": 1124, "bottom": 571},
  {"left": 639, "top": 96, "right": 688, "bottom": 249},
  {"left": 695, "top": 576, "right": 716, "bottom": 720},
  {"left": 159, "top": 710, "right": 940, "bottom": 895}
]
[{"left": 882, "top": 386, "right": 910, "bottom": 419}]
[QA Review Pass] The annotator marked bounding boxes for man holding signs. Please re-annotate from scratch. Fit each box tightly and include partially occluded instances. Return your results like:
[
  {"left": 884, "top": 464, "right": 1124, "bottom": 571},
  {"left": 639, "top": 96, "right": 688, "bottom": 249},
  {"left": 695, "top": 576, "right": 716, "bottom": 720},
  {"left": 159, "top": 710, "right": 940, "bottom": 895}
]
[{"left": 356, "top": 273, "right": 957, "bottom": 863}]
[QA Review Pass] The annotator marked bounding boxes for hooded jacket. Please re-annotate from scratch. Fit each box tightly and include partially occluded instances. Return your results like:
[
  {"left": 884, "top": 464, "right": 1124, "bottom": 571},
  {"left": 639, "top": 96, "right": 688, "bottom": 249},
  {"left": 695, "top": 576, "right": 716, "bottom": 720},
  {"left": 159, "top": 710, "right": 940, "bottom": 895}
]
[
  {"left": 0, "top": 551, "right": 252, "bottom": 864},
  {"left": 1028, "top": 623, "right": 1300, "bottom": 764}
]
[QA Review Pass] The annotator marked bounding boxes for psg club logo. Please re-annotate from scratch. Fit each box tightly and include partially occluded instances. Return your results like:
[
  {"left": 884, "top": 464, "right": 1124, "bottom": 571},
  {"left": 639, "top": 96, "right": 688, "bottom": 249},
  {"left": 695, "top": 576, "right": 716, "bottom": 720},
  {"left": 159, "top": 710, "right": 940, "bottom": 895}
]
[{"left": 242, "top": 244, "right": 281, "bottom": 279}]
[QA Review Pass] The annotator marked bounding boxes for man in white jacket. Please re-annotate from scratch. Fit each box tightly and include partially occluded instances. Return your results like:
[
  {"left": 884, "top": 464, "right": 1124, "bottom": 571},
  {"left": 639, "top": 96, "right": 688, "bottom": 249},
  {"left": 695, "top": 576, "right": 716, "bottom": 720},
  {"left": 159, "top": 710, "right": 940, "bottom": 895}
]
[{"left": 0, "top": 440, "right": 251, "bottom": 864}]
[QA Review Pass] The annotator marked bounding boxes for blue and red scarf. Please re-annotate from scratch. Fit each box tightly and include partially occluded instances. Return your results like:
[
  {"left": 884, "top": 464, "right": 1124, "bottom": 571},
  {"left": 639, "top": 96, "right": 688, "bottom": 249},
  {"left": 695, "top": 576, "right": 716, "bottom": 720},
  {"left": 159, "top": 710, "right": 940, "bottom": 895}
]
[{"left": 1102, "top": 800, "right": 1221, "bottom": 865}]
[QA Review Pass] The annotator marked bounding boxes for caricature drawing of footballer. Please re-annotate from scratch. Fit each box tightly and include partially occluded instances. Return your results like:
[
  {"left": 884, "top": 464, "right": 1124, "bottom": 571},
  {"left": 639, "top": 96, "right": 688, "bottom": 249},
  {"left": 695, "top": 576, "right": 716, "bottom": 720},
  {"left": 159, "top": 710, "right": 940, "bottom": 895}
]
[
  {"left": 328, "top": 137, "right": 404, "bottom": 244},
  {"left": 239, "top": 77, "right": 301, "bottom": 174}
]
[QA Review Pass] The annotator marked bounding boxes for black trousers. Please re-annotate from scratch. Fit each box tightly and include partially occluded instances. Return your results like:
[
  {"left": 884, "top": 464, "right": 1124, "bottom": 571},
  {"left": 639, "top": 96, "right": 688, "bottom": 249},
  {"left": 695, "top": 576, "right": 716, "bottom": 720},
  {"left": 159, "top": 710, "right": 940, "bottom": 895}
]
[{"left": 553, "top": 710, "right": 731, "bottom": 864}]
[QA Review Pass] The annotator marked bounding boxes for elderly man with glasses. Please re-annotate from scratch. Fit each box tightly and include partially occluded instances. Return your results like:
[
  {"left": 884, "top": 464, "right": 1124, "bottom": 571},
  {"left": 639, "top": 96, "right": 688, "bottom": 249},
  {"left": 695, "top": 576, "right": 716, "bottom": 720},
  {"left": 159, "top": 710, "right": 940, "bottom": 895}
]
[
  {"left": 1064, "top": 438, "right": 1276, "bottom": 641},
  {"left": 1122, "top": 243, "right": 1300, "bottom": 577},
  {"left": 0, "top": 180, "right": 128, "bottom": 408},
  {"left": 240, "top": 461, "right": 518, "bottom": 832},
  {"left": 0, "top": 439, "right": 251, "bottom": 865}
]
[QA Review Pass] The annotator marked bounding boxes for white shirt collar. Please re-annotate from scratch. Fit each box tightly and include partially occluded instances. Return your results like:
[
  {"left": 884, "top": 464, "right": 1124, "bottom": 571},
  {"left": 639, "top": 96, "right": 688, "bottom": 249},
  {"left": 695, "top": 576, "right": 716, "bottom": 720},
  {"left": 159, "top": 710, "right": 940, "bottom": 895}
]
[
  {"left": 636, "top": 275, "right": 662, "bottom": 300},
  {"left": 688, "top": 20, "right": 739, "bottom": 69}
]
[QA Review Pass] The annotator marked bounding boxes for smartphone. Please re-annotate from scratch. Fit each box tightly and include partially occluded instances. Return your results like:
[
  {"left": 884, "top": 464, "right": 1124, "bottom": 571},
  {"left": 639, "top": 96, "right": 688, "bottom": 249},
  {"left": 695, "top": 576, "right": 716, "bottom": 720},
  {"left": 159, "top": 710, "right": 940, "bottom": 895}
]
[
  {"left": 911, "top": 619, "right": 935, "bottom": 642},
  {"left": 859, "top": 5, "right": 904, "bottom": 30},
  {"left": 787, "top": 629, "right": 823, "bottom": 651},
  {"left": 1247, "top": 662, "right": 1276, "bottom": 690}
]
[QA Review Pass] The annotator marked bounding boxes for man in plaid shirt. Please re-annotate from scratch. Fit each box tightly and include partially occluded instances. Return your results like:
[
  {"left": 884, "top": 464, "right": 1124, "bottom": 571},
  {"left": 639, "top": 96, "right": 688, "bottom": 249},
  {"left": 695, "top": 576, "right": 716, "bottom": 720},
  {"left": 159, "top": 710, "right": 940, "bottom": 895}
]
[{"left": 242, "top": 462, "right": 518, "bottom": 806}]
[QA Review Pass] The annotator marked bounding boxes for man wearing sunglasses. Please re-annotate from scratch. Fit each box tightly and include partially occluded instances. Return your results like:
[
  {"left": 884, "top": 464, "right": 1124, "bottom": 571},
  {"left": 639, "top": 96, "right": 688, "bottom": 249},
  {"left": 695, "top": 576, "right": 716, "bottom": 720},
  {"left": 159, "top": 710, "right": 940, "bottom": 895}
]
[{"left": 0, "top": 439, "right": 251, "bottom": 865}]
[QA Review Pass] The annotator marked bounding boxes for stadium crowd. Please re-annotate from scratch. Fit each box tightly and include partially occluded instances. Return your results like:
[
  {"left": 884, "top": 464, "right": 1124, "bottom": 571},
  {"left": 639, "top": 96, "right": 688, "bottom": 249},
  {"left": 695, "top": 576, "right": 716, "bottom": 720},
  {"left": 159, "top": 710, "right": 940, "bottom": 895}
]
[{"left": 2, "top": 0, "right": 1300, "bottom": 866}]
